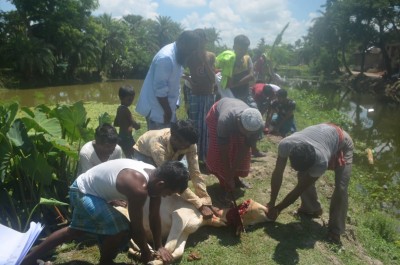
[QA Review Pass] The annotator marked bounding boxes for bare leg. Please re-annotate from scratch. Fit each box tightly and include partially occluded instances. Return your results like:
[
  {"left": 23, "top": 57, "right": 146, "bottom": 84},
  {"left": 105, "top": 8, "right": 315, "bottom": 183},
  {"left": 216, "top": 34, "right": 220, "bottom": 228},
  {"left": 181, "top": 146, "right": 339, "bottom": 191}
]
[
  {"left": 98, "top": 231, "right": 129, "bottom": 265},
  {"left": 21, "top": 227, "right": 84, "bottom": 265}
]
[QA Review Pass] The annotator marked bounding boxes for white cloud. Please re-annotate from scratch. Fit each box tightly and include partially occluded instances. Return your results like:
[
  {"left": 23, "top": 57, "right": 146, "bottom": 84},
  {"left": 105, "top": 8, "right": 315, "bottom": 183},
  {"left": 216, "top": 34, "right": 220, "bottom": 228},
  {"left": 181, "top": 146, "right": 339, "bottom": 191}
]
[
  {"left": 93, "top": 0, "right": 321, "bottom": 47},
  {"left": 182, "top": 0, "right": 300, "bottom": 48},
  {"left": 95, "top": 0, "right": 159, "bottom": 19},
  {"left": 163, "top": 0, "right": 207, "bottom": 8}
]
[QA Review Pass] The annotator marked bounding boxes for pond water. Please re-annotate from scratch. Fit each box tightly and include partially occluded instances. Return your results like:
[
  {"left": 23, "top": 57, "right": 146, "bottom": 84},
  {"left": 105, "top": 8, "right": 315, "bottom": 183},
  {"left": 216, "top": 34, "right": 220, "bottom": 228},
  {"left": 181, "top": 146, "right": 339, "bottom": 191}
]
[
  {"left": 1, "top": 79, "right": 399, "bottom": 212},
  {"left": 0, "top": 80, "right": 144, "bottom": 107}
]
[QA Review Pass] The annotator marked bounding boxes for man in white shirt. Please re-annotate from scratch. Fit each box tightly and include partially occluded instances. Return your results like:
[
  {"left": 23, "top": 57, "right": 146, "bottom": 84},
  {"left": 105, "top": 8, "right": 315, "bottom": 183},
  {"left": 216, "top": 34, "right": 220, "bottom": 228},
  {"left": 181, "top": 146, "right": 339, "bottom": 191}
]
[
  {"left": 136, "top": 30, "right": 199, "bottom": 130},
  {"left": 77, "top": 123, "right": 122, "bottom": 175},
  {"left": 22, "top": 160, "right": 189, "bottom": 265}
]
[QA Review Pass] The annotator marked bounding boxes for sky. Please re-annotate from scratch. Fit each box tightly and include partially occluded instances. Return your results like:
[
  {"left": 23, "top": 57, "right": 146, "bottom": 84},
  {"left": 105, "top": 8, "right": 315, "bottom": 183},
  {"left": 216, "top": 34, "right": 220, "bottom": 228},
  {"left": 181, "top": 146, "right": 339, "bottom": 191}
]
[{"left": 0, "top": 0, "right": 326, "bottom": 48}]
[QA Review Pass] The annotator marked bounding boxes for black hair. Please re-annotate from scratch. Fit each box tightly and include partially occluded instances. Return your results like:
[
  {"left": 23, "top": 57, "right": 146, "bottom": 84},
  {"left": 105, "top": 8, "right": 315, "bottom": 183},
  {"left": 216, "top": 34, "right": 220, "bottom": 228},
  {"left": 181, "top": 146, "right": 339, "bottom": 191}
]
[
  {"left": 193, "top": 28, "right": 207, "bottom": 43},
  {"left": 289, "top": 142, "right": 316, "bottom": 172},
  {"left": 263, "top": 85, "right": 274, "bottom": 96},
  {"left": 233, "top": 34, "right": 250, "bottom": 48},
  {"left": 170, "top": 119, "right": 198, "bottom": 144},
  {"left": 176, "top": 30, "right": 199, "bottom": 50},
  {"left": 118, "top": 86, "right": 135, "bottom": 100},
  {"left": 176, "top": 30, "right": 199, "bottom": 65},
  {"left": 155, "top": 161, "right": 189, "bottom": 193},
  {"left": 276, "top": 88, "right": 288, "bottom": 98},
  {"left": 95, "top": 123, "right": 118, "bottom": 145}
]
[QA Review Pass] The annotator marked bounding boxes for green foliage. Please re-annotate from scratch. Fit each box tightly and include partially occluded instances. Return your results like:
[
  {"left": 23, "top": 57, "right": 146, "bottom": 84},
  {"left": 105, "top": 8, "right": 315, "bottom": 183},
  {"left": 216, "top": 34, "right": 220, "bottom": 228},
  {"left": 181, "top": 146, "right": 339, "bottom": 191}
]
[
  {"left": 0, "top": 2, "right": 226, "bottom": 85},
  {"left": 302, "top": 0, "right": 400, "bottom": 76},
  {"left": 363, "top": 210, "right": 400, "bottom": 243},
  {"left": 290, "top": 88, "right": 351, "bottom": 130},
  {"left": 0, "top": 101, "right": 95, "bottom": 231}
]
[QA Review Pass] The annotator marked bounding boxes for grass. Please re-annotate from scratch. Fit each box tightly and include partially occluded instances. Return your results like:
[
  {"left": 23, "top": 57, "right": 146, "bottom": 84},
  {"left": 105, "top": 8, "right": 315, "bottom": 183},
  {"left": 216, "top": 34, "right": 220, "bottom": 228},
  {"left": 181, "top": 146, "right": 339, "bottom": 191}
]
[{"left": 44, "top": 89, "right": 400, "bottom": 265}]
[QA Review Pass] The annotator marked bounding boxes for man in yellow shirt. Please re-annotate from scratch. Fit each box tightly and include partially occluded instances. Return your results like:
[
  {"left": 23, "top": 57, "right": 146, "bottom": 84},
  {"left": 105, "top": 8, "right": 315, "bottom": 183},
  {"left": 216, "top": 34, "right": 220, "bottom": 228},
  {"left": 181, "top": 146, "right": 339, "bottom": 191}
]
[{"left": 133, "top": 120, "right": 218, "bottom": 218}]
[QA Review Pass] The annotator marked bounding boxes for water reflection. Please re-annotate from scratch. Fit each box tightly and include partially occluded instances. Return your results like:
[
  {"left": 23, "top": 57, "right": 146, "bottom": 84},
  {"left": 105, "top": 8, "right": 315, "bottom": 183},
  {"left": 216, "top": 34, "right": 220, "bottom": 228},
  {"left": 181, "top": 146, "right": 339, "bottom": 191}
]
[
  {"left": 290, "top": 78, "right": 400, "bottom": 213},
  {"left": 0, "top": 80, "right": 144, "bottom": 107}
]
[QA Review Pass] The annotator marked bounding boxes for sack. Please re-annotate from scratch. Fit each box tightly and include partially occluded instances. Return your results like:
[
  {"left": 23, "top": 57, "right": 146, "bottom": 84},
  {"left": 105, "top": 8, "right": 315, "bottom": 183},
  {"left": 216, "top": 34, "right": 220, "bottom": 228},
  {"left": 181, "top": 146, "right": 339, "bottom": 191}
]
[{"left": 215, "top": 72, "right": 234, "bottom": 98}]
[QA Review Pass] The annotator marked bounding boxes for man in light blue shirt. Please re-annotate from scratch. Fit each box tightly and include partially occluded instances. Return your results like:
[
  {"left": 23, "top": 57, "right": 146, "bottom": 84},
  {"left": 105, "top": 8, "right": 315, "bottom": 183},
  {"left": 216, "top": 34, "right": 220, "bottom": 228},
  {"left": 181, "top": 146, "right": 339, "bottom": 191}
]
[{"left": 136, "top": 30, "right": 199, "bottom": 130}]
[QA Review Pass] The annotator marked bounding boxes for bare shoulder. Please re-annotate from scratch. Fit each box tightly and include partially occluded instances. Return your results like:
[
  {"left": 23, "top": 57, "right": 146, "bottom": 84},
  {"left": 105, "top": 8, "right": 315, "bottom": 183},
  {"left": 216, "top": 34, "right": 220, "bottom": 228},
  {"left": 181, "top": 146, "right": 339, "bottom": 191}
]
[{"left": 116, "top": 168, "right": 148, "bottom": 200}]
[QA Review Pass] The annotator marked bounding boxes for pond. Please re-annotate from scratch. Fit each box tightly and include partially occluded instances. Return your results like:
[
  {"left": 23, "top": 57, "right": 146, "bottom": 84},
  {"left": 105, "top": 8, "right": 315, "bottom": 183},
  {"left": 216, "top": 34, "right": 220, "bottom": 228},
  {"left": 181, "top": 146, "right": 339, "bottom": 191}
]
[
  {"left": 0, "top": 80, "right": 144, "bottom": 107},
  {"left": 1, "top": 79, "right": 399, "bottom": 213}
]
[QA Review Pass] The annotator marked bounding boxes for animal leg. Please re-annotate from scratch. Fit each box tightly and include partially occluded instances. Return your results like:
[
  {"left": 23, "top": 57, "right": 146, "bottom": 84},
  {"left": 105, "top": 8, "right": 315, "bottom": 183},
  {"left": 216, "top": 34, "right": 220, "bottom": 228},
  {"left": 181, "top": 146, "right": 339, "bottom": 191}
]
[
  {"left": 170, "top": 232, "right": 189, "bottom": 261},
  {"left": 163, "top": 210, "right": 193, "bottom": 252}
]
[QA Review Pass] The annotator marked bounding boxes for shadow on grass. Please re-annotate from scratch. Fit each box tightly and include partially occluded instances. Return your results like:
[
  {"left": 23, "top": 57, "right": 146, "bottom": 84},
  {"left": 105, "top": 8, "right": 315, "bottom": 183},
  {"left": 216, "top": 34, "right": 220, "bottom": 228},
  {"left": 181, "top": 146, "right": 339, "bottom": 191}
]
[{"left": 263, "top": 216, "right": 327, "bottom": 264}]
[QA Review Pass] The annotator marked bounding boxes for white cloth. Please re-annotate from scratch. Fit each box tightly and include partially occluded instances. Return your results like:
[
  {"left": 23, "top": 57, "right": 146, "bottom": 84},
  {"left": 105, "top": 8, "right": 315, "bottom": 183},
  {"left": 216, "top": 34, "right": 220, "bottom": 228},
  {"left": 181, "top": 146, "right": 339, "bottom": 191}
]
[
  {"left": 77, "top": 141, "right": 122, "bottom": 176},
  {"left": 215, "top": 72, "right": 234, "bottom": 98},
  {"left": 76, "top": 159, "right": 154, "bottom": 201},
  {"left": 269, "top": 84, "right": 281, "bottom": 93},
  {"left": 136, "top": 42, "right": 183, "bottom": 123}
]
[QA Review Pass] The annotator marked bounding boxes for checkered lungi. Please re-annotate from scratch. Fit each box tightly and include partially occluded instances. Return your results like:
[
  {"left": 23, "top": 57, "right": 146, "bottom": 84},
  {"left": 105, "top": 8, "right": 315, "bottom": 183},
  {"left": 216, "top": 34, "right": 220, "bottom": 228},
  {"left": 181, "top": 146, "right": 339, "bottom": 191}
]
[
  {"left": 205, "top": 102, "right": 251, "bottom": 188},
  {"left": 69, "top": 181, "right": 129, "bottom": 235},
  {"left": 188, "top": 93, "right": 215, "bottom": 162}
]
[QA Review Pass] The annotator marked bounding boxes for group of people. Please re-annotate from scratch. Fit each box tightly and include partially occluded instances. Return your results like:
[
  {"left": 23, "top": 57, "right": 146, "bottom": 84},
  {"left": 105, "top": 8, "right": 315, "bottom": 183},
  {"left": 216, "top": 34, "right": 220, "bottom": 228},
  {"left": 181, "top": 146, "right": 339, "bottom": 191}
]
[{"left": 22, "top": 29, "right": 354, "bottom": 265}]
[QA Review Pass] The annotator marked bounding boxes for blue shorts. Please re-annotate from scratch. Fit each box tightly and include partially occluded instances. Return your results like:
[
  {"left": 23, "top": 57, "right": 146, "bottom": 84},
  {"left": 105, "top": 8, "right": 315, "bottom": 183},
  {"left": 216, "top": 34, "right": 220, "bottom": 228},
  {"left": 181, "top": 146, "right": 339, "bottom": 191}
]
[{"left": 69, "top": 181, "right": 129, "bottom": 235}]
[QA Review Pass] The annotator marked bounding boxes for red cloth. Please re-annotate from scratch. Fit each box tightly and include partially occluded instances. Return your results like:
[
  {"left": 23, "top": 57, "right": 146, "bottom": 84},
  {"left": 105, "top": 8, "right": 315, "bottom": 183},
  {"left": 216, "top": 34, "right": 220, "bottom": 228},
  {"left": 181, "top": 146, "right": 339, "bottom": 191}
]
[
  {"left": 251, "top": 83, "right": 265, "bottom": 102},
  {"left": 205, "top": 102, "right": 251, "bottom": 188},
  {"left": 326, "top": 123, "right": 346, "bottom": 169}
]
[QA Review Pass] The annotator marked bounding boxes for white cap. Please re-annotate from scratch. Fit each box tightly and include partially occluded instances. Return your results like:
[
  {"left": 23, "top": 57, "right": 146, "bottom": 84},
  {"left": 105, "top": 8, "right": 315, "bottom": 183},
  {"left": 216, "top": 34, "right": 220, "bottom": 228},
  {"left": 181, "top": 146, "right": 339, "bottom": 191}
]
[{"left": 240, "top": 108, "right": 263, "bottom": 132}]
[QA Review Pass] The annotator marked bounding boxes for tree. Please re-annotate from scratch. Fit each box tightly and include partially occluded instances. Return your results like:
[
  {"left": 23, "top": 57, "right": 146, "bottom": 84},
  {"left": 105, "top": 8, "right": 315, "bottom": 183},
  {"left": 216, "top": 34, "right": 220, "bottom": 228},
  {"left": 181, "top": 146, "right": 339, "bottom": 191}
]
[
  {"left": 94, "top": 14, "right": 128, "bottom": 77},
  {"left": 154, "top": 15, "right": 183, "bottom": 48},
  {"left": 203, "top": 27, "right": 222, "bottom": 53}
]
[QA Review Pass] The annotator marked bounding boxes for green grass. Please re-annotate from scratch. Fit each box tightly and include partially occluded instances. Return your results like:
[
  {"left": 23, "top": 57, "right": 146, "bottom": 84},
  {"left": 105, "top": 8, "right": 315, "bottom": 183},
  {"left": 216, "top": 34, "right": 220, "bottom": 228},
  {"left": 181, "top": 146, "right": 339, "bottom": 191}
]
[{"left": 45, "top": 91, "right": 400, "bottom": 265}]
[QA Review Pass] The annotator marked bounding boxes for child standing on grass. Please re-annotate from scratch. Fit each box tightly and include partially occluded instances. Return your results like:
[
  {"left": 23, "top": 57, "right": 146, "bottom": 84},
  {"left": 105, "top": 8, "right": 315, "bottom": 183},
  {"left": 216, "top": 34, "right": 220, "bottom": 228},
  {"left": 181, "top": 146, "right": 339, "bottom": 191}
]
[{"left": 114, "top": 86, "right": 141, "bottom": 158}]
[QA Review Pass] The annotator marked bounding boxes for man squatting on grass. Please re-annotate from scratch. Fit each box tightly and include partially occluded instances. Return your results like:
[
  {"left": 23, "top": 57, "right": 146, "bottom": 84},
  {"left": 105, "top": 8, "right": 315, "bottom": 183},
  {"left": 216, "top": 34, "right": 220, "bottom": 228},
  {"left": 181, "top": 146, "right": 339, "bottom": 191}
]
[
  {"left": 133, "top": 120, "right": 218, "bottom": 219},
  {"left": 21, "top": 159, "right": 189, "bottom": 265},
  {"left": 266, "top": 123, "right": 354, "bottom": 244}
]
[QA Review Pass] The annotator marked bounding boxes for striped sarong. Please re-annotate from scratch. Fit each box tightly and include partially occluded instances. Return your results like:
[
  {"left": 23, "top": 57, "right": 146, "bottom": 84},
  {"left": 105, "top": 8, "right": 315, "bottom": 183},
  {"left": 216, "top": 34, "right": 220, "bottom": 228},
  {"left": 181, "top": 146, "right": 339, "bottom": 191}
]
[
  {"left": 69, "top": 181, "right": 129, "bottom": 235},
  {"left": 188, "top": 93, "right": 215, "bottom": 162},
  {"left": 205, "top": 103, "right": 251, "bottom": 188}
]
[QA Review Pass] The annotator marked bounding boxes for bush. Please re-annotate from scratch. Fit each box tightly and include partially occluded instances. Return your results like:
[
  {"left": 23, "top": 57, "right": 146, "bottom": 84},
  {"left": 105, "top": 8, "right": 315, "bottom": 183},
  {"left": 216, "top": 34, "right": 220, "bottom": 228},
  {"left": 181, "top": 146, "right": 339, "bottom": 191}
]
[{"left": 363, "top": 210, "right": 400, "bottom": 243}]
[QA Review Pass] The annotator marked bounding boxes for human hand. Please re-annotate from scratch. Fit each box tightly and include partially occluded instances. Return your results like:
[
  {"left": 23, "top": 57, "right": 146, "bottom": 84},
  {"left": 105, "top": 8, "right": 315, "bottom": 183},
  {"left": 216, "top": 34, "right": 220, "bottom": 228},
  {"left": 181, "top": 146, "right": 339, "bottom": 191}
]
[
  {"left": 199, "top": 205, "right": 214, "bottom": 219},
  {"left": 156, "top": 247, "right": 173, "bottom": 264},
  {"left": 163, "top": 109, "right": 172, "bottom": 123},
  {"left": 133, "top": 122, "right": 141, "bottom": 130}
]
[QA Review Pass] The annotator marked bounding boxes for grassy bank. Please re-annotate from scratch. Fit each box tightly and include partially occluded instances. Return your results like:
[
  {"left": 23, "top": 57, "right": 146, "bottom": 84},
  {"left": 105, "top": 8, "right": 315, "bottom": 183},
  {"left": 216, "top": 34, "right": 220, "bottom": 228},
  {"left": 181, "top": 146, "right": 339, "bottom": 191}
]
[{"left": 49, "top": 87, "right": 399, "bottom": 265}]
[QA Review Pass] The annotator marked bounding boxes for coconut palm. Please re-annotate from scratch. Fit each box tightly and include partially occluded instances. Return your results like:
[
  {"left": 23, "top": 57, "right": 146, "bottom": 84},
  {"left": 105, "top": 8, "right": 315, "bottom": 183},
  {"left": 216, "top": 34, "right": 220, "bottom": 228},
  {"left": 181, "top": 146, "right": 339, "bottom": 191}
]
[{"left": 154, "top": 15, "right": 183, "bottom": 48}]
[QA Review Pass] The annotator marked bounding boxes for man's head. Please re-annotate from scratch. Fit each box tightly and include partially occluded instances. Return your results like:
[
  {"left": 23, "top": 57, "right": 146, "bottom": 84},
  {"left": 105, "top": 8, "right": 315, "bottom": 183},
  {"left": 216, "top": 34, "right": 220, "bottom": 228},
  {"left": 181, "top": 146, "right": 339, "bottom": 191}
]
[
  {"left": 176, "top": 30, "right": 199, "bottom": 66},
  {"left": 193, "top": 28, "right": 207, "bottom": 49},
  {"left": 149, "top": 161, "right": 189, "bottom": 196},
  {"left": 170, "top": 120, "right": 198, "bottom": 151},
  {"left": 239, "top": 108, "right": 263, "bottom": 135},
  {"left": 289, "top": 142, "right": 316, "bottom": 172},
  {"left": 276, "top": 88, "right": 288, "bottom": 103},
  {"left": 263, "top": 85, "right": 275, "bottom": 98},
  {"left": 233, "top": 34, "right": 250, "bottom": 58},
  {"left": 118, "top": 86, "right": 135, "bottom": 105},
  {"left": 94, "top": 123, "right": 119, "bottom": 156}
]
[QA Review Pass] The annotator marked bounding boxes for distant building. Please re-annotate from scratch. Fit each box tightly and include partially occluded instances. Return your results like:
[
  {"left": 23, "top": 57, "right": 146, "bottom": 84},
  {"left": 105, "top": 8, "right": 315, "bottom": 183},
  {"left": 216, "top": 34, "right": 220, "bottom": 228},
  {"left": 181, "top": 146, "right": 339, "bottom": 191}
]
[{"left": 352, "top": 43, "right": 400, "bottom": 73}]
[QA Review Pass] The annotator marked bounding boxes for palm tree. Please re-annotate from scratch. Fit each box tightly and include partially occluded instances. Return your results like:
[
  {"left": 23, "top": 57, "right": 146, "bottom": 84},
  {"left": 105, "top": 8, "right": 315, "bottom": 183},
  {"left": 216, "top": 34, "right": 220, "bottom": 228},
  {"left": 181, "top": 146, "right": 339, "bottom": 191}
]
[
  {"left": 66, "top": 35, "right": 100, "bottom": 80},
  {"left": 95, "top": 14, "right": 128, "bottom": 75},
  {"left": 4, "top": 35, "right": 56, "bottom": 81},
  {"left": 154, "top": 15, "right": 183, "bottom": 48},
  {"left": 204, "top": 27, "right": 221, "bottom": 52}
]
